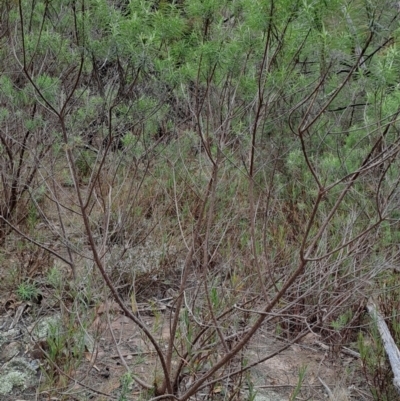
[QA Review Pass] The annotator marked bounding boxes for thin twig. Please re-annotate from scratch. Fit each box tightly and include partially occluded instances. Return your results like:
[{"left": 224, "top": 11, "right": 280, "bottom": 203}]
[{"left": 106, "top": 300, "right": 153, "bottom": 390}]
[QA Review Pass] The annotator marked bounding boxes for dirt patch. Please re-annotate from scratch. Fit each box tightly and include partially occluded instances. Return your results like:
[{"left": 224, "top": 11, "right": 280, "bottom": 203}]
[{"left": 0, "top": 298, "right": 370, "bottom": 401}]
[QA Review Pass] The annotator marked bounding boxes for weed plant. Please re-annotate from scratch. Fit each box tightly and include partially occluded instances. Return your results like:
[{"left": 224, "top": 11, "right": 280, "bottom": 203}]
[{"left": 16, "top": 281, "right": 39, "bottom": 302}]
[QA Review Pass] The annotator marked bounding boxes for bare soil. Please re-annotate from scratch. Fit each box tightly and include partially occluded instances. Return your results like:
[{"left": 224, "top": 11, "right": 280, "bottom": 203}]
[{"left": 0, "top": 291, "right": 371, "bottom": 401}]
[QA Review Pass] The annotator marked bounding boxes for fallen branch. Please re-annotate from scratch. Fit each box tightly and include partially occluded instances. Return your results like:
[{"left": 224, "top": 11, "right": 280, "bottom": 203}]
[{"left": 367, "top": 300, "right": 400, "bottom": 394}]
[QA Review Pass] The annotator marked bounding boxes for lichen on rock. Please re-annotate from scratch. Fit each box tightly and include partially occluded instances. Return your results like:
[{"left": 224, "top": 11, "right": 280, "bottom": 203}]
[{"left": 0, "top": 357, "right": 38, "bottom": 395}]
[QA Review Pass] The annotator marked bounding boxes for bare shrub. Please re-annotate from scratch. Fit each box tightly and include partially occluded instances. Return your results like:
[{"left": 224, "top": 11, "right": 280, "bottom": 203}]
[{"left": 1, "top": 1, "right": 400, "bottom": 400}]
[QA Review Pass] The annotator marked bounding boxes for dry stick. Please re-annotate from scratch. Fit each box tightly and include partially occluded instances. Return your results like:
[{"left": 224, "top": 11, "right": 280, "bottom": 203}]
[
  {"left": 31, "top": 51, "right": 171, "bottom": 397},
  {"left": 324, "top": 130, "right": 400, "bottom": 194},
  {"left": 18, "top": 2, "right": 173, "bottom": 390},
  {"left": 82, "top": 104, "right": 122, "bottom": 212},
  {"left": 172, "top": 296, "right": 260, "bottom": 390},
  {"left": 191, "top": 328, "right": 312, "bottom": 395},
  {"left": 106, "top": 301, "right": 153, "bottom": 390},
  {"left": 30, "top": 166, "right": 78, "bottom": 274},
  {"left": 248, "top": 99, "right": 270, "bottom": 302},
  {"left": 162, "top": 152, "right": 218, "bottom": 394},
  {"left": 247, "top": 6, "right": 276, "bottom": 302},
  {"left": 50, "top": 179, "right": 76, "bottom": 278},
  {"left": 303, "top": 108, "right": 400, "bottom": 261},
  {"left": 110, "top": 351, "right": 155, "bottom": 358},
  {"left": 202, "top": 149, "right": 230, "bottom": 353},
  {"left": 177, "top": 84, "right": 379, "bottom": 401},
  {"left": 305, "top": 219, "right": 383, "bottom": 262},
  {"left": 172, "top": 166, "right": 190, "bottom": 251},
  {"left": 165, "top": 61, "right": 223, "bottom": 393},
  {"left": 148, "top": 395, "right": 179, "bottom": 401},
  {"left": 376, "top": 155, "right": 400, "bottom": 220},
  {"left": 99, "top": 184, "right": 112, "bottom": 263},
  {"left": 178, "top": 257, "right": 308, "bottom": 401},
  {"left": 262, "top": 152, "right": 281, "bottom": 294},
  {"left": 367, "top": 300, "right": 400, "bottom": 394},
  {"left": 0, "top": 215, "right": 73, "bottom": 268},
  {"left": 300, "top": 32, "right": 373, "bottom": 134},
  {"left": 256, "top": 384, "right": 331, "bottom": 389},
  {"left": 180, "top": 86, "right": 315, "bottom": 401},
  {"left": 33, "top": 341, "right": 122, "bottom": 400},
  {"left": 298, "top": 115, "right": 400, "bottom": 258},
  {"left": 59, "top": 124, "right": 173, "bottom": 395},
  {"left": 298, "top": 96, "right": 324, "bottom": 190},
  {"left": 318, "top": 377, "right": 334, "bottom": 399},
  {"left": 162, "top": 78, "right": 214, "bottom": 390},
  {"left": 302, "top": 165, "right": 368, "bottom": 263}
]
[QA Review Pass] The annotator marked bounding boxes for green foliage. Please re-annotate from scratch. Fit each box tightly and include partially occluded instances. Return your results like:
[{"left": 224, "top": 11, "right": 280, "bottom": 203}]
[
  {"left": 358, "top": 329, "right": 396, "bottom": 401},
  {"left": 17, "top": 282, "right": 39, "bottom": 301},
  {"left": 46, "top": 267, "right": 63, "bottom": 290},
  {"left": 118, "top": 371, "right": 133, "bottom": 401},
  {"left": 26, "top": 204, "right": 40, "bottom": 231},
  {"left": 246, "top": 377, "right": 258, "bottom": 401},
  {"left": 43, "top": 314, "right": 86, "bottom": 389},
  {"left": 331, "top": 310, "right": 352, "bottom": 331},
  {"left": 75, "top": 149, "right": 96, "bottom": 180},
  {"left": 289, "top": 364, "right": 307, "bottom": 401}
]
